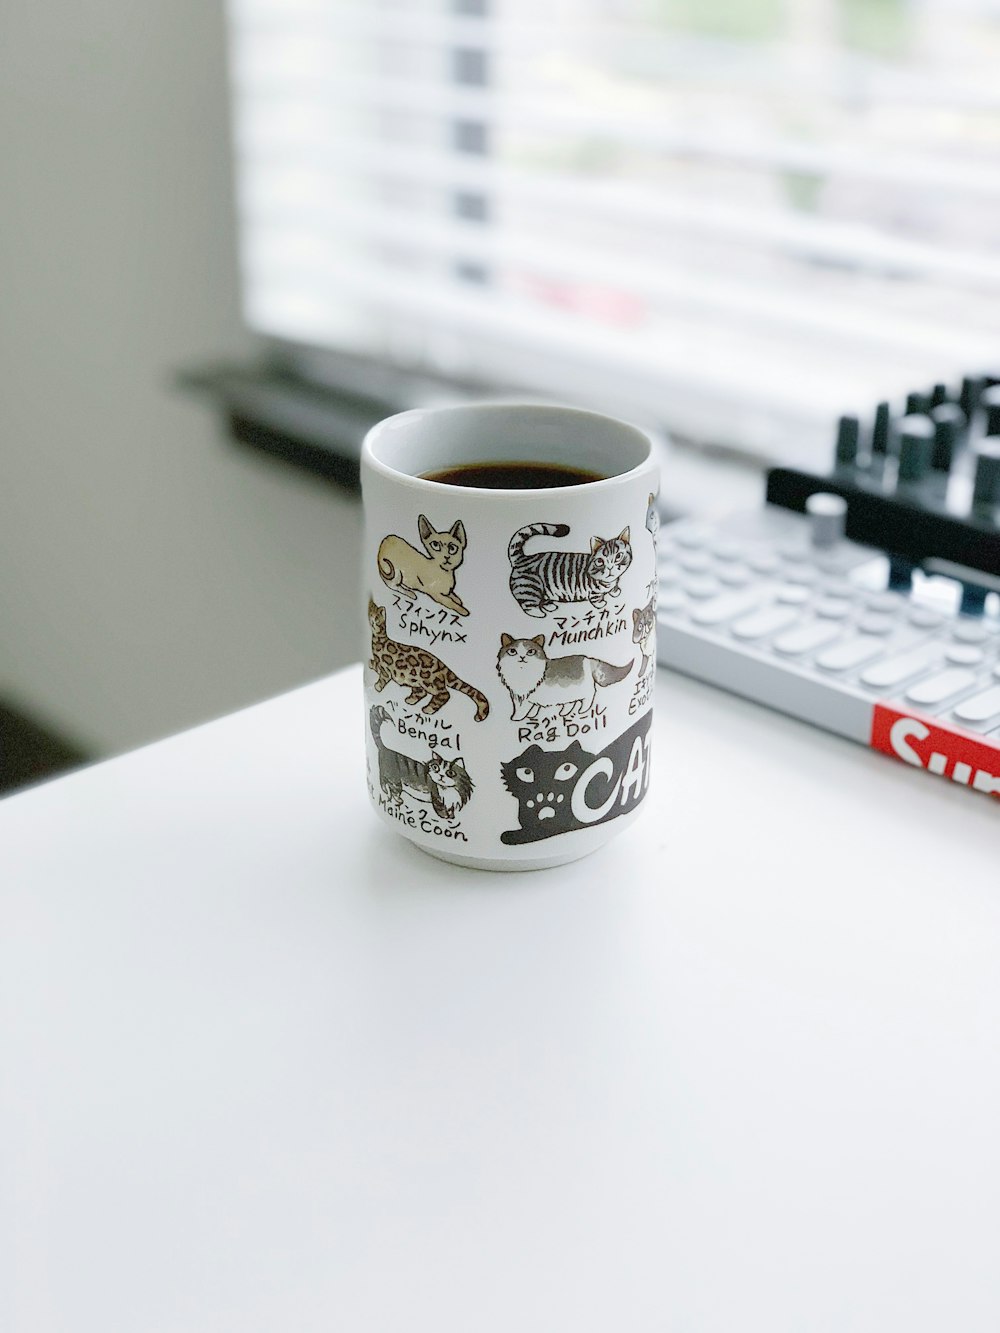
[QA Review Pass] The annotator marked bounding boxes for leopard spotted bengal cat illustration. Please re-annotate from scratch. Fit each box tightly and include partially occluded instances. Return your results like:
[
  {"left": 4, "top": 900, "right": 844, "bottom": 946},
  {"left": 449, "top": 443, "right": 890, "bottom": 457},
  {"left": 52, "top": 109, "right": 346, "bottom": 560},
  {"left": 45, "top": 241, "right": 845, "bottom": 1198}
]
[{"left": 368, "top": 599, "right": 489, "bottom": 720}]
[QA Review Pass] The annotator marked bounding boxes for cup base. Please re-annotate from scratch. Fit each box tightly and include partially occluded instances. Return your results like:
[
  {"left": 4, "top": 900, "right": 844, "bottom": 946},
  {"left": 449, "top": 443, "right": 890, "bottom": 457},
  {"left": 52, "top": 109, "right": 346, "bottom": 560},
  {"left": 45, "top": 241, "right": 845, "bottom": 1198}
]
[
  {"left": 418, "top": 840, "right": 603, "bottom": 873},
  {"left": 375, "top": 799, "right": 646, "bottom": 873}
]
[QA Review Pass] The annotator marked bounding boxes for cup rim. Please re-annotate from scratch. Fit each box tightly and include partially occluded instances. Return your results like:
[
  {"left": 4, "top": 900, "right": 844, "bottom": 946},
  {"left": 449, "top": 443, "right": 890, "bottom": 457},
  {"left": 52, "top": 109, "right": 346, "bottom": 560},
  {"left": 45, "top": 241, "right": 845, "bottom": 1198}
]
[{"left": 362, "top": 402, "right": 655, "bottom": 497}]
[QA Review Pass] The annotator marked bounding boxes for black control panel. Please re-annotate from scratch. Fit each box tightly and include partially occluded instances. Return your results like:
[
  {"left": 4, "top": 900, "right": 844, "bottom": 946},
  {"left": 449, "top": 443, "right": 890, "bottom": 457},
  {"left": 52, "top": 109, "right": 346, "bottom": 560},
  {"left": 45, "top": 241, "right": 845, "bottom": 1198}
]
[{"left": 766, "top": 372, "right": 1000, "bottom": 613}]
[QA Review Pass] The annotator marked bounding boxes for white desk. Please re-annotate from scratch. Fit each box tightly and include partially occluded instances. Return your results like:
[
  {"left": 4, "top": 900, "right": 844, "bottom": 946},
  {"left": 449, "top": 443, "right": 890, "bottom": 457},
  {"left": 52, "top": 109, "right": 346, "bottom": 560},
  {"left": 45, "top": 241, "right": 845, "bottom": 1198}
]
[{"left": 3, "top": 666, "right": 998, "bottom": 1332}]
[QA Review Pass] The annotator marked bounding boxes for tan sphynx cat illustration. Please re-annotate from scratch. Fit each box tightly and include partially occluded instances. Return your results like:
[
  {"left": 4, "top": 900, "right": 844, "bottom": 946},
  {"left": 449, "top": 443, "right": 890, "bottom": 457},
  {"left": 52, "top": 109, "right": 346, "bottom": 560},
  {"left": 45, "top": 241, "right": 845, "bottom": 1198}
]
[{"left": 378, "top": 515, "right": 469, "bottom": 616}]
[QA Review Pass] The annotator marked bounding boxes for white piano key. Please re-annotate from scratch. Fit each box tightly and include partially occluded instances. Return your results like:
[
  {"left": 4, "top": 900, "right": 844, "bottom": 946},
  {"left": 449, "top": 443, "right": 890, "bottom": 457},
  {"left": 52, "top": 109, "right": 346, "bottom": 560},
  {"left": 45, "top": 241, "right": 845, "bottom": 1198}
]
[
  {"left": 786, "top": 566, "right": 819, "bottom": 585},
  {"left": 730, "top": 606, "right": 800, "bottom": 641},
  {"left": 952, "top": 621, "right": 989, "bottom": 644},
  {"left": 778, "top": 541, "right": 808, "bottom": 562},
  {"left": 683, "top": 575, "right": 721, "bottom": 599},
  {"left": 816, "top": 637, "right": 887, "bottom": 673},
  {"left": 776, "top": 585, "right": 810, "bottom": 605},
  {"left": 689, "top": 587, "right": 766, "bottom": 627},
  {"left": 679, "top": 550, "right": 712, "bottom": 573},
  {"left": 860, "top": 643, "right": 942, "bottom": 689},
  {"left": 773, "top": 622, "right": 843, "bottom": 657},
  {"left": 717, "top": 565, "right": 752, "bottom": 587},
  {"left": 905, "top": 669, "right": 977, "bottom": 706},
  {"left": 867, "top": 592, "right": 903, "bottom": 613},
  {"left": 858, "top": 614, "right": 894, "bottom": 636},
  {"left": 953, "top": 686, "right": 1000, "bottom": 724},
  {"left": 656, "top": 587, "right": 688, "bottom": 613},
  {"left": 747, "top": 551, "right": 781, "bottom": 574},
  {"left": 908, "top": 606, "right": 944, "bottom": 629},
  {"left": 675, "top": 526, "right": 711, "bottom": 549},
  {"left": 711, "top": 539, "right": 744, "bottom": 561},
  {"left": 815, "top": 598, "right": 852, "bottom": 619},
  {"left": 823, "top": 579, "right": 856, "bottom": 599},
  {"left": 945, "top": 644, "right": 984, "bottom": 666}
]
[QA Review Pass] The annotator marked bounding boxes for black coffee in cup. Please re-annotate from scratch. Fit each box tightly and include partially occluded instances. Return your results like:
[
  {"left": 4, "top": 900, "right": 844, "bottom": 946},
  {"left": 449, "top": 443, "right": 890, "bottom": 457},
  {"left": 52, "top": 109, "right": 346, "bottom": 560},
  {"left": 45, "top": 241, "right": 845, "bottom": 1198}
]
[{"left": 421, "top": 462, "right": 604, "bottom": 489}]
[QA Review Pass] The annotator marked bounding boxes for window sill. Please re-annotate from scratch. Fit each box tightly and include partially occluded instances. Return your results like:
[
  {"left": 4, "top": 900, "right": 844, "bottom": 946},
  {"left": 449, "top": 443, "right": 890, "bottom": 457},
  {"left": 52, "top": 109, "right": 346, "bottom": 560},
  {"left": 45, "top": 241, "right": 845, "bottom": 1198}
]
[
  {"left": 180, "top": 356, "right": 766, "bottom": 518},
  {"left": 179, "top": 361, "right": 401, "bottom": 492}
]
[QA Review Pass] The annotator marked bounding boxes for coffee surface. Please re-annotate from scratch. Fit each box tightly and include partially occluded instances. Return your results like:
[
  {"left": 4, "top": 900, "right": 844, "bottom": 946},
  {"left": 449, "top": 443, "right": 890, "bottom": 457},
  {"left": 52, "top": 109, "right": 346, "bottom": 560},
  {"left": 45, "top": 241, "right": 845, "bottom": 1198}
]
[{"left": 422, "top": 461, "right": 603, "bottom": 489}]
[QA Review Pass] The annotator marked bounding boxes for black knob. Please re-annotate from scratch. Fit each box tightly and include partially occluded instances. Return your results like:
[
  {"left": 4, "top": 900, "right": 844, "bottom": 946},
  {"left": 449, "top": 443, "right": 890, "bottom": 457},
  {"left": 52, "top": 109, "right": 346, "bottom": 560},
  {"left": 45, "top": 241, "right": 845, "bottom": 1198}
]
[
  {"left": 972, "top": 438, "right": 1000, "bottom": 508},
  {"left": 980, "top": 384, "right": 1000, "bottom": 439},
  {"left": 960, "top": 584, "right": 988, "bottom": 617},
  {"left": 897, "top": 414, "right": 934, "bottom": 483},
  {"left": 906, "top": 390, "right": 932, "bottom": 415},
  {"left": 930, "top": 403, "right": 965, "bottom": 471},
  {"left": 835, "top": 415, "right": 860, "bottom": 467},
  {"left": 959, "top": 375, "right": 986, "bottom": 419},
  {"left": 871, "top": 401, "right": 892, "bottom": 456},
  {"left": 888, "top": 556, "right": 914, "bottom": 592},
  {"left": 806, "top": 492, "right": 847, "bottom": 547}
]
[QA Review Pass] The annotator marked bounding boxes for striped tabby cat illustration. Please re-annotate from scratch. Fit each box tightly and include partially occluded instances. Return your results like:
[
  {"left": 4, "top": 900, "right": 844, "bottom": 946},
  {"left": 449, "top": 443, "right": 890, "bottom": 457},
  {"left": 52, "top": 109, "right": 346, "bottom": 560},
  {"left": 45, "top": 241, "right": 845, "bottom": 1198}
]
[
  {"left": 368, "top": 599, "right": 489, "bottom": 719},
  {"left": 369, "top": 705, "right": 474, "bottom": 819},
  {"left": 507, "top": 522, "right": 632, "bottom": 617}
]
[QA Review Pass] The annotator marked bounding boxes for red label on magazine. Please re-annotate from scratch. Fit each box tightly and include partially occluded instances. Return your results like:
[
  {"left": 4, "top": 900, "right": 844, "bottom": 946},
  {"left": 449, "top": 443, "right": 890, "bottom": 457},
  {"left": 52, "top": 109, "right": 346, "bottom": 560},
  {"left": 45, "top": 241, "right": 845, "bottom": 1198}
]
[{"left": 871, "top": 704, "right": 1000, "bottom": 798}]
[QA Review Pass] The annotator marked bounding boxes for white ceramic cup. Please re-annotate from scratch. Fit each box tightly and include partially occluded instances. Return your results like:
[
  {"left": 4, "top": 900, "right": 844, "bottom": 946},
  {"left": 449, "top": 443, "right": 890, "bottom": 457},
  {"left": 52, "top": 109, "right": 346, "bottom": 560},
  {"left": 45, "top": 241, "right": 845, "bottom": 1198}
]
[{"left": 361, "top": 403, "right": 659, "bottom": 871}]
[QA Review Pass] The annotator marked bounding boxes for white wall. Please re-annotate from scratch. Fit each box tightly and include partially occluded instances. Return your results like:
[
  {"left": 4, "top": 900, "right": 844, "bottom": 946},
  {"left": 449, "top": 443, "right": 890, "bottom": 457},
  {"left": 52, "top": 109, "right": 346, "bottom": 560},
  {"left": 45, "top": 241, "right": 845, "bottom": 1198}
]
[{"left": 0, "top": 0, "right": 362, "bottom": 756}]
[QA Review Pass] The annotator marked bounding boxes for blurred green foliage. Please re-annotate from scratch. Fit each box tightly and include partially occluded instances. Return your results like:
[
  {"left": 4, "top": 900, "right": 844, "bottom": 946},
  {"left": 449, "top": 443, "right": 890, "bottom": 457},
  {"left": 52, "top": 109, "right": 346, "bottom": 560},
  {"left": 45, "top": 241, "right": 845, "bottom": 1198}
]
[
  {"left": 837, "top": 0, "right": 910, "bottom": 58},
  {"left": 649, "top": 0, "right": 786, "bottom": 42},
  {"left": 781, "top": 169, "right": 824, "bottom": 212},
  {"left": 649, "top": 0, "right": 912, "bottom": 56}
]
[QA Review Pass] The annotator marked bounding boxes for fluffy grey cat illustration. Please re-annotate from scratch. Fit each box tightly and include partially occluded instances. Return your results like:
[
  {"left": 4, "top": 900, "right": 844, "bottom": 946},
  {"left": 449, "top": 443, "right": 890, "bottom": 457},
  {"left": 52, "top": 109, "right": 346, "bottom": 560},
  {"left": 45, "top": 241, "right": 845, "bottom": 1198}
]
[
  {"left": 496, "top": 633, "right": 632, "bottom": 720},
  {"left": 507, "top": 522, "right": 632, "bottom": 617},
  {"left": 632, "top": 595, "right": 656, "bottom": 677},
  {"left": 369, "top": 705, "right": 473, "bottom": 819}
]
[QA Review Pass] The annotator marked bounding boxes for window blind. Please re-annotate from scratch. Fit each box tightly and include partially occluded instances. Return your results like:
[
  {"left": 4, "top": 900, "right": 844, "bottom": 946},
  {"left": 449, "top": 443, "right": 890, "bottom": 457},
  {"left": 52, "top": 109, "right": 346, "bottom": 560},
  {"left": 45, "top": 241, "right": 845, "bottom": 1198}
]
[{"left": 226, "top": 0, "right": 1000, "bottom": 459}]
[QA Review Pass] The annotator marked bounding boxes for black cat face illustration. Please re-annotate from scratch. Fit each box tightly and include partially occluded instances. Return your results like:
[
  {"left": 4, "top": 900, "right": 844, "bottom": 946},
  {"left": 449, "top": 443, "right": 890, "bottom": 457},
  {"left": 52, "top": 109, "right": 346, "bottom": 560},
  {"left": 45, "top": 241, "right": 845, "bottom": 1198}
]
[
  {"left": 501, "top": 741, "right": 597, "bottom": 835},
  {"left": 501, "top": 713, "right": 652, "bottom": 846}
]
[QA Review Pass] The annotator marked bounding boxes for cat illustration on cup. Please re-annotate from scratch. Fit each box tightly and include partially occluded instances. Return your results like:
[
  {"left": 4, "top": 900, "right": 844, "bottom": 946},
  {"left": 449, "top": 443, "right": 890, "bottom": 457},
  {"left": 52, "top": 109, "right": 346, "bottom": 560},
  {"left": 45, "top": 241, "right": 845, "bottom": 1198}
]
[
  {"left": 632, "top": 595, "right": 656, "bottom": 677},
  {"left": 645, "top": 491, "right": 659, "bottom": 547},
  {"left": 500, "top": 711, "right": 652, "bottom": 845},
  {"left": 496, "top": 632, "right": 632, "bottom": 721},
  {"left": 500, "top": 740, "right": 594, "bottom": 843},
  {"left": 368, "top": 599, "right": 489, "bottom": 719},
  {"left": 508, "top": 522, "right": 632, "bottom": 618},
  {"left": 370, "top": 705, "right": 474, "bottom": 820},
  {"left": 378, "top": 515, "right": 469, "bottom": 616}
]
